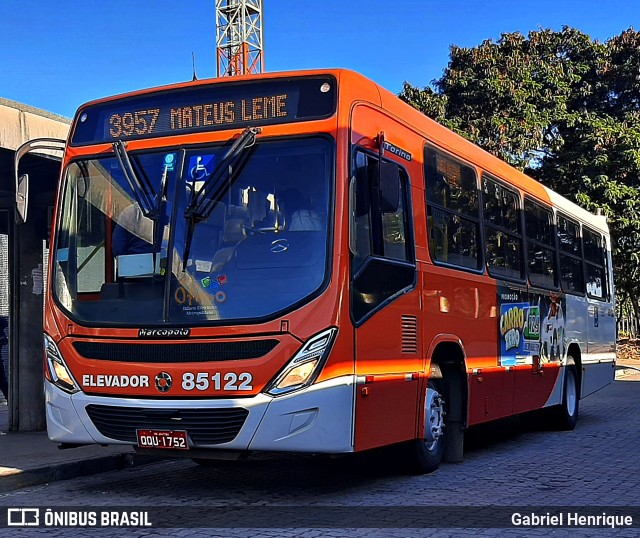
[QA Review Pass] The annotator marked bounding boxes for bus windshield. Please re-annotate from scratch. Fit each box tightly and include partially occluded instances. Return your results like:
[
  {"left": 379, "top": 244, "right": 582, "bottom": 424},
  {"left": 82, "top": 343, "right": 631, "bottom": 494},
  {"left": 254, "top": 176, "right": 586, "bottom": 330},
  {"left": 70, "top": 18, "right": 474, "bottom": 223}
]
[{"left": 53, "top": 136, "right": 332, "bottom": 325}]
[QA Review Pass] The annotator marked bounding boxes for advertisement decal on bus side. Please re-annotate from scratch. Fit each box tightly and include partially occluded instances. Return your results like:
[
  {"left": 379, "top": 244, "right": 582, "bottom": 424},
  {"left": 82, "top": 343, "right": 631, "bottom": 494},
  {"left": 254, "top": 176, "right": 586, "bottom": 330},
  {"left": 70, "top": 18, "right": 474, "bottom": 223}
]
[{"left": 498, "top": 285, "right": 566, "bottom": 366}]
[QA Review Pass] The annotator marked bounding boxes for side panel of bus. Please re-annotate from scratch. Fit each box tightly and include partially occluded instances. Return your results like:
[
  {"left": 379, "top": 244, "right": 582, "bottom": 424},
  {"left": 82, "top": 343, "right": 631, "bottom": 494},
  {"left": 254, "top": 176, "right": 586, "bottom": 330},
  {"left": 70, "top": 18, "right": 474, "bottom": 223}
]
[
  {"left": 347, "top": 88, "right": 616, "bottom": 451},
  {"left": 423, "top": 268, "right": 507, "bottom": 425},
  {"left": 349, "top": 104, "right": 424, "bottom": 451}
]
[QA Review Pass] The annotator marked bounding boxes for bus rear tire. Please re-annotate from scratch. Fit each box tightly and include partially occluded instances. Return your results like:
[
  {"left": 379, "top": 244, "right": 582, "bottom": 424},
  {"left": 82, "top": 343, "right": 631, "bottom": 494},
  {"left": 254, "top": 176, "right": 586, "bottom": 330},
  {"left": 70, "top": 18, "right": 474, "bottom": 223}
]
[
  {"left": 411, "top": 380, "right": 446, "bottom": 473},
  {"left": 549, "top": 364, "right": 579, "bottom": 431}
]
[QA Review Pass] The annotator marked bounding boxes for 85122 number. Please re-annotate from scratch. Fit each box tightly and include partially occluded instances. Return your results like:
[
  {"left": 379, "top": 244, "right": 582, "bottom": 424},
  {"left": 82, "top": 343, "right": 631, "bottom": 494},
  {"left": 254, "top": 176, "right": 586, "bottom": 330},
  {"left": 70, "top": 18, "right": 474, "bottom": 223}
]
[{"left": 181, "top": 372, "right": 253, "bottom": 391}]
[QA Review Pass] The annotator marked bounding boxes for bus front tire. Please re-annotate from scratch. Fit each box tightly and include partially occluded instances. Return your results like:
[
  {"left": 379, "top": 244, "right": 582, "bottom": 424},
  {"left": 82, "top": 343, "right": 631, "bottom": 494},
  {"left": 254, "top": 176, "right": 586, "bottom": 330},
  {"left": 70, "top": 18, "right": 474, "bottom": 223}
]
[{"left": 412, "top": 380, "right": 446, "bottom": 473}]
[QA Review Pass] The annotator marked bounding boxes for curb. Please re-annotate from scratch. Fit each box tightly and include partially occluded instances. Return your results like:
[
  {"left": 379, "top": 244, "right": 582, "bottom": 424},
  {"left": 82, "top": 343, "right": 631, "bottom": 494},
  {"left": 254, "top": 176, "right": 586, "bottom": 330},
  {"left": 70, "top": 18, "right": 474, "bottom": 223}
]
[
  {"left": 615, "top": 365, "right": 640, "bottom": 379},
  {"left": 0, "top": 453, "right": 162, "bottom": 493}
]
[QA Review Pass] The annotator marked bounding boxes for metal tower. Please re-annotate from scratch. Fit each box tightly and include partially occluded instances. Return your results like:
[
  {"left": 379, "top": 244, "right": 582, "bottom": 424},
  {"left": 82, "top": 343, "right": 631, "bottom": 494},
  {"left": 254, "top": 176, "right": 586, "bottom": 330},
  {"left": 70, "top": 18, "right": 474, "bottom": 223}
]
[{"left": 216, "top": 0, "right": 264, "bottom": 77}]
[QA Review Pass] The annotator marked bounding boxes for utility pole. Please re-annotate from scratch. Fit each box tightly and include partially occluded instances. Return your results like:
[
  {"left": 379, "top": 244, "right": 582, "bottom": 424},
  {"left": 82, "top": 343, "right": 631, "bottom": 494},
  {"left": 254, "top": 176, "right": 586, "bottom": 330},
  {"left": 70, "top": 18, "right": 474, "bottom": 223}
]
[{"left": 216, "top": 0, "right": 264, "bottom": 77}]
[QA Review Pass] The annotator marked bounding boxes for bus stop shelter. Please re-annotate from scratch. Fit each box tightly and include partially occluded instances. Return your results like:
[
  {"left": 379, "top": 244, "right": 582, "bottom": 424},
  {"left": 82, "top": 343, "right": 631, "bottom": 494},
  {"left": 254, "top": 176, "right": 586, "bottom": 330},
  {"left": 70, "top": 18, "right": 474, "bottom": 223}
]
[{"left": 0, "top": 98, "right": 70, "bottom": 431}]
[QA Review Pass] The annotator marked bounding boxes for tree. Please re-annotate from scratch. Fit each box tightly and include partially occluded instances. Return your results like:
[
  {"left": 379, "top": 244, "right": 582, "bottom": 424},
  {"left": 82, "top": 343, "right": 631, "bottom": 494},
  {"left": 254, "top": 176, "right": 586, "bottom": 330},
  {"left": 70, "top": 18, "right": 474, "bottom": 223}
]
[{"left": 400, "top": 27, "right": 640, "bottom": 314}]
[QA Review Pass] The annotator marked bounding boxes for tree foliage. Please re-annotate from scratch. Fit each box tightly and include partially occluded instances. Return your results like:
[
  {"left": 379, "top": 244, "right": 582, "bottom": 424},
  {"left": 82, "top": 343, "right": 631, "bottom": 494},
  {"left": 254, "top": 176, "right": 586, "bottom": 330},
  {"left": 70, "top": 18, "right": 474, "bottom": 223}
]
[{"left": 400, "top": 27, "right": 640, "bottom": 314}]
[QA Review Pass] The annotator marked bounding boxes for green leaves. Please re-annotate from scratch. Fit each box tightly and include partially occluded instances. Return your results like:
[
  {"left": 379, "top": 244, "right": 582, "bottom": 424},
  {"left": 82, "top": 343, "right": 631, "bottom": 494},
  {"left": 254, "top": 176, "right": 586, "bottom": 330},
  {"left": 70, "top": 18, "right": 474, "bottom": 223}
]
[{"left": 400, "top": 26, "right": 640, "bottom": 310}]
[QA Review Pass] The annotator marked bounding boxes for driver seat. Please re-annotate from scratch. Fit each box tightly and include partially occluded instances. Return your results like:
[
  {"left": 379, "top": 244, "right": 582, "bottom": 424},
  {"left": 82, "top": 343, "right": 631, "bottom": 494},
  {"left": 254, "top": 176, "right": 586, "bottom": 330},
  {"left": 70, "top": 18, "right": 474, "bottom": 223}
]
[{"left": 210, "top": 218, "right": 246, "bottom": 273}]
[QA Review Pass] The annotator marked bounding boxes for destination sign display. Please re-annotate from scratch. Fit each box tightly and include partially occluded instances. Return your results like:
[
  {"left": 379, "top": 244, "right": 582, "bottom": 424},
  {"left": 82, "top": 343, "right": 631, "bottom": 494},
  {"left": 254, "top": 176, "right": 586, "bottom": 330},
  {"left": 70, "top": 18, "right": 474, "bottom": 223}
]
[{"left": 71, "top": 76, "right": 337, "bottom": 146}]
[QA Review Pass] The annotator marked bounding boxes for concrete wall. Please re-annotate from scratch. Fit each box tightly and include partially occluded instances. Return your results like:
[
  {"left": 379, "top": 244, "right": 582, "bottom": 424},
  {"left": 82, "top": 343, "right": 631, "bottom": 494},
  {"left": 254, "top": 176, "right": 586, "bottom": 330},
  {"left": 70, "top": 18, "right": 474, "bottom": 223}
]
[
  {"left": 0, "top": 98, "right": 70, "bottom": 431},
  {"left": 0, "top": 98, "right": 70, "bottom": 152}
]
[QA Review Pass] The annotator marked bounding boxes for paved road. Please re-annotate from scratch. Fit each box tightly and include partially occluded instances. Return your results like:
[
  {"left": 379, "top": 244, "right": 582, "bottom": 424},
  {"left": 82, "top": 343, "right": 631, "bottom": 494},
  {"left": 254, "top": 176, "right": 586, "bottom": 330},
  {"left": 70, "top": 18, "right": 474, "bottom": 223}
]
[{"left": 1, "top": 373, "right": 639, "bottom": 537}]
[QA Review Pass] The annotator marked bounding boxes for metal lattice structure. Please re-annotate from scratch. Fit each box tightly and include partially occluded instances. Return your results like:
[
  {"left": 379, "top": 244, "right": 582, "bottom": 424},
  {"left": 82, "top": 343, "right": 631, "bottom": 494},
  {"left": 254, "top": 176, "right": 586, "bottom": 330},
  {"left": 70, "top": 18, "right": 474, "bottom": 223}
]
[{"left": 216, "top": 0, "right": 264, "bottom": 77}]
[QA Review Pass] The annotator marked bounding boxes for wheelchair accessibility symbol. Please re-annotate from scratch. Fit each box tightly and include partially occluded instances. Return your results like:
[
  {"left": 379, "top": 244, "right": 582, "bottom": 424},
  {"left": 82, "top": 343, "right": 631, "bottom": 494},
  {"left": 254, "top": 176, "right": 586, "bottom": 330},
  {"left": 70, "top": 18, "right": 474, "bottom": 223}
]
[{"left": 189, "top": 155, "right": 216, "bottom": 181}]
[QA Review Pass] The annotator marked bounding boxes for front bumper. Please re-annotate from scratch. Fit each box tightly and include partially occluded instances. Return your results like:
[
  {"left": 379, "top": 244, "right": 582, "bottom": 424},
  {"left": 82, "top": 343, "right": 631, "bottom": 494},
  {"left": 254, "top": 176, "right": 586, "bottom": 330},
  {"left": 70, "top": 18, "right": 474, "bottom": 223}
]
[{"left": 45, "top": 375, "right": 356, "bottom": 454}]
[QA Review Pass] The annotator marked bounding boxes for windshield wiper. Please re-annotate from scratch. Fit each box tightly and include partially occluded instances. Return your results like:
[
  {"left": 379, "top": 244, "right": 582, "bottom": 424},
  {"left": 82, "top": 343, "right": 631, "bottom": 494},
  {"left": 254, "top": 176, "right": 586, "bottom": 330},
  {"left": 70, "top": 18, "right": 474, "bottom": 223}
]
[
  {"left": 113, "top": 140, "right": 156, "bottom": 217},
  {"left": 182, "top": 127, "right": 261, "bottom": 269},
  {"left": 113, "top": 140, "right": 173, "bottom": 269},
  {"left": 151, "top": 160, "right": 170, "bottom": 268}
]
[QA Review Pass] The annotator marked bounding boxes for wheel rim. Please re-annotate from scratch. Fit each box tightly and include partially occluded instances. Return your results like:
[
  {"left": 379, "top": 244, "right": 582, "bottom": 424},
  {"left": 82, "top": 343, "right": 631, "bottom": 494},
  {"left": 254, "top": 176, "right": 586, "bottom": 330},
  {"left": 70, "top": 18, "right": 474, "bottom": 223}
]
[
  {"left": 566, "top": 371, "right": 577, "bottom": 417},
  {"left": 424, "top": 385, "right": 445, "bottom": 450}
]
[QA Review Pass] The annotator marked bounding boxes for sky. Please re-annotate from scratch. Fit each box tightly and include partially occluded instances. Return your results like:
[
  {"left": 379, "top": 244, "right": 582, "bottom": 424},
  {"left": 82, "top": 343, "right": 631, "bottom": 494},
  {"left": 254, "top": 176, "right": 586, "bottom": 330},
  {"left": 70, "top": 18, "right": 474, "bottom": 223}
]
[{"left": 1, "top": 0, "right": 638, "bottom": 119}]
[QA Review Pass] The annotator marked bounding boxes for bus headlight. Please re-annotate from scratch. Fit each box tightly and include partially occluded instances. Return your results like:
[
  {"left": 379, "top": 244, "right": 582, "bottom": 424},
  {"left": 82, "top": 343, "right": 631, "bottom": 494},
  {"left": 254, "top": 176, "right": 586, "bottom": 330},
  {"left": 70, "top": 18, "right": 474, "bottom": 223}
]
[
  {"left": 265, "top": 328, "right": 337, "bottom": 396},
  {"left": 44, "top": 334, "right": 80, "bottom": 394}
]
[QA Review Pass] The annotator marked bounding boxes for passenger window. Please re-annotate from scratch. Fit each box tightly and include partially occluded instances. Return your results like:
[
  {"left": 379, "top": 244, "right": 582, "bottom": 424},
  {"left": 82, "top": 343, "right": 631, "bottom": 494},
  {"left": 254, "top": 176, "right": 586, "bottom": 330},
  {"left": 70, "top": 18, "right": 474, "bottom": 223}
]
[
  {"left": 557, "top": 215, "right": 585, "bottom": 295},
  {"left": 583, "top": 228, "right": 608, "bottom": 300},
  {"left": 351, "top": 150, "right": 415, "bottom": 324},
  {"left": 425, "top": 147, "right": 481, "bottom": 270},
  {"left": 482, "top": 177, "right": 523, "bottom": 280},
  {"left": 524, "top": 199, "right": 557, "bottom": 289}
]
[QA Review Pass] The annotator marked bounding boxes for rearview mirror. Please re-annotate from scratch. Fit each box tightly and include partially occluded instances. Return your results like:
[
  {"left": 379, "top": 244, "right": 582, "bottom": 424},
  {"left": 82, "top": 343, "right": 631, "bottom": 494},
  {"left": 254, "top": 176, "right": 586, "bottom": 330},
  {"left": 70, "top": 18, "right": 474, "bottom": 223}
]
[
  {"left": 13, "top": 137, "right": 66, "bottom": 224},
  {"left": 374, "top": 161, "right": 400, "bottom": 213},
  {"left": 16, "top": 173, "right": 29, "bottom": 224}
]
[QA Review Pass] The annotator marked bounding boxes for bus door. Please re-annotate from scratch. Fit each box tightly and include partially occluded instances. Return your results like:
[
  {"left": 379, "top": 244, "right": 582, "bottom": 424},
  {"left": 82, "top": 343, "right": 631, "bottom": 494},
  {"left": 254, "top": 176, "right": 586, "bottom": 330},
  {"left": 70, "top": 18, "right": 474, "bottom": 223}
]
[
  {"left": 583, "top": 231, "right": 616, "bottom": 396},
  {"left": 512, "top": 290, "right": 566, "bottom": 413},
  {"left": 511, "top": 200, "right": 564, "bottom": 413},
  {"left": 349, "top": 108, "right": 422, "bottom": 451}
]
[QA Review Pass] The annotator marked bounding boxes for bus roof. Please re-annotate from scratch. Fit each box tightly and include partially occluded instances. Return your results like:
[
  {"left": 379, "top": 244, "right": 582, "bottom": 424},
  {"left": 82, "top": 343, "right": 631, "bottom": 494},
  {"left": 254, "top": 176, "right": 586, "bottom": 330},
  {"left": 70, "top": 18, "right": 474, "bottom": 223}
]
[
  {"left": 372, "top": 77, "right": 609, "bottom": 234},
  {"left": 75, "top": 68, "right": 608, "bottom": 234},
  {"left": 75, "top": 68, "right": 348, "bottom": 110}
]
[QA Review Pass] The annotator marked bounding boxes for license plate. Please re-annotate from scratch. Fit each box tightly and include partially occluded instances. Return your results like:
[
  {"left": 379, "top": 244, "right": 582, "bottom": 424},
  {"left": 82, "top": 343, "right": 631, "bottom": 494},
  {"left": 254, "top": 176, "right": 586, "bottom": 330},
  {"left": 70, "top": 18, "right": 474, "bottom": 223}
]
[{"left": 136, "top": 429, "right": 189, "bottom": 450}]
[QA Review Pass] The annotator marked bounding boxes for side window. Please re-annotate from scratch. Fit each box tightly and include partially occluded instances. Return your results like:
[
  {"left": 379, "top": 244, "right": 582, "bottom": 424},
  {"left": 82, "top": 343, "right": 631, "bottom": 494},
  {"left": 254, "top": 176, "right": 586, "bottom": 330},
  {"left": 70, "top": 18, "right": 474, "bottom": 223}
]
[
  {"left": 351, "top": 150, "right": 415, "bottom": 324},
  {"left": 557, "top": 214, "right": 585, "bottom": 295},
  {"left": 524, "top": 199, "right": 557, "bottom": 289},
  {"left": 77, "top": 194, "right": 107, "bottom": 292},
  {"left": 482, "top": 176, "right": 524, "bottom": 280},
  {"left": 353, "top": 151, "right": 412, "bottom": 266},
  {"left": 583, "top": 228, "right": 608, "bottom": 300},
  {"left": 57, "top": 163, "right": 107, "bottom": 294},
  {"left": 425, "top": 147, "right": 481, "bottom": 271}
]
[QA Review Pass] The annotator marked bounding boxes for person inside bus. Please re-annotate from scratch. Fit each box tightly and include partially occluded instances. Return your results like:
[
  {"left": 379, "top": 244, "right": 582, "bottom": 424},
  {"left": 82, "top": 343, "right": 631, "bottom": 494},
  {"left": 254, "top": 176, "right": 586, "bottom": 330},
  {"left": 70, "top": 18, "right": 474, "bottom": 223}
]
[
  {"left": 112, "top": 202, "right": 155, "bottom": 256},
  {"left": 279, "top": 188, "right": 322, "bottom": 231}
]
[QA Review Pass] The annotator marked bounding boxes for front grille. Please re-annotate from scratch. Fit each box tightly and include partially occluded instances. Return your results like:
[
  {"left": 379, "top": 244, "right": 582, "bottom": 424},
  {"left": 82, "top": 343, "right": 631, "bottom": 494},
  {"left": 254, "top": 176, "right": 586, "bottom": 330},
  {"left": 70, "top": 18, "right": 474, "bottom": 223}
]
[
  {"left": 85, "top": 404, "right": 249, "bottom": 445},
  {"left": 73, "top": 340, "right": 278, "bottom": 363}
]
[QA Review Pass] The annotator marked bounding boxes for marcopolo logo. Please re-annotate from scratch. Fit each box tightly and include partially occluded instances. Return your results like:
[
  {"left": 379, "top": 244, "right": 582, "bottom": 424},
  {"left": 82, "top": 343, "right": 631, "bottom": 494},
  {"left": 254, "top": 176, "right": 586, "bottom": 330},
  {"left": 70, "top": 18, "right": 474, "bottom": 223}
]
[
  {"left": 138, "top": 328, "right": 190, "bottom": 338},
  {"left": 383, "top": 140, "right": 412, "bottom": 162}
]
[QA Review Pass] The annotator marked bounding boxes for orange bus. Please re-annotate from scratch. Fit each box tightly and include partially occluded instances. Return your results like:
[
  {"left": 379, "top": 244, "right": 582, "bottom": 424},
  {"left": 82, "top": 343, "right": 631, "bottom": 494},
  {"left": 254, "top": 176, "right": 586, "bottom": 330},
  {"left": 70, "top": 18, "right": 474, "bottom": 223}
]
[{"left": 15, "top": 69, "right": 616, "bottom": 473}]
